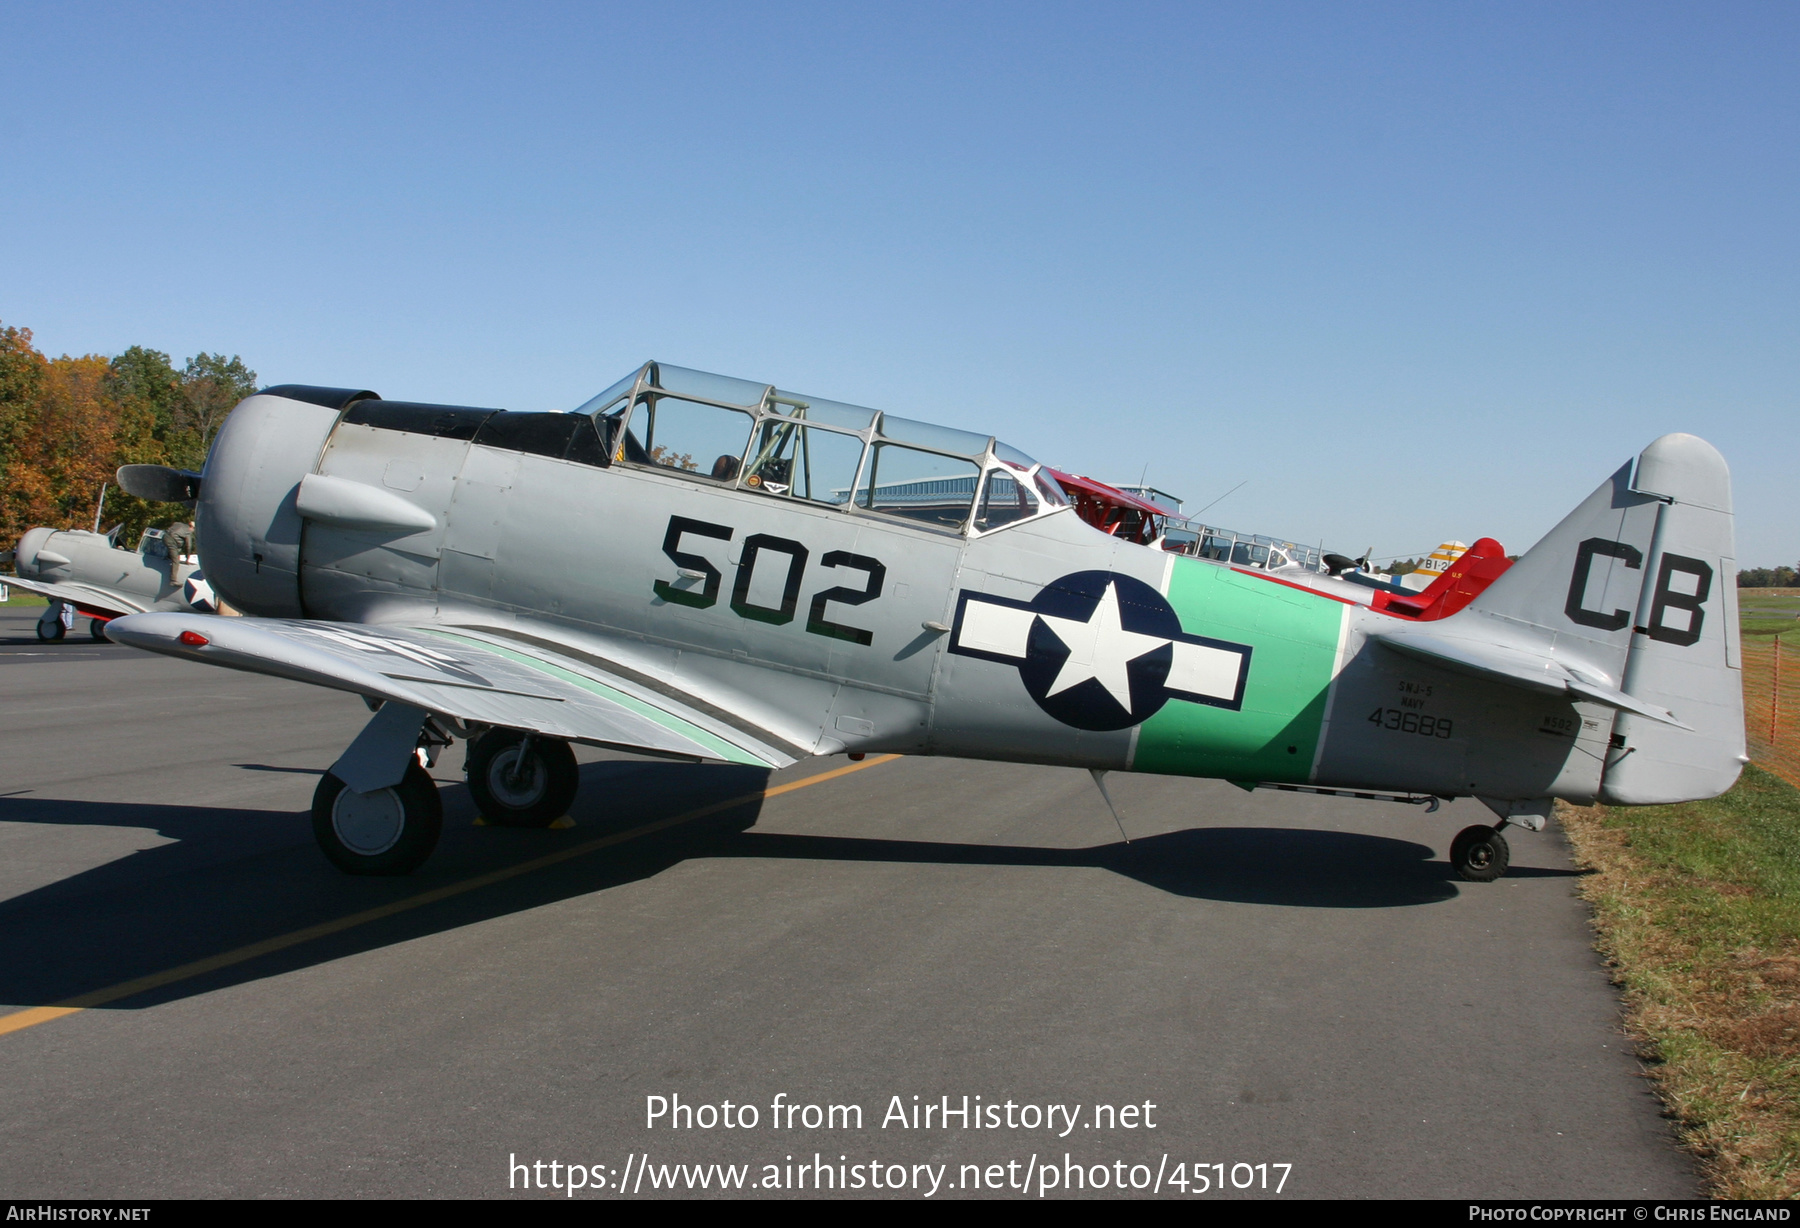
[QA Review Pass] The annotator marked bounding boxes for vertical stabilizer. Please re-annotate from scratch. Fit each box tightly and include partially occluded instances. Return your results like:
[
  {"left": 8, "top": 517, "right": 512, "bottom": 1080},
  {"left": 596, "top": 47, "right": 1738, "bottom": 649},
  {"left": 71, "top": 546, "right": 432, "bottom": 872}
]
[
  {"left": 1462, "top": 457, "right": 1661, "bottom": 684},
  {"left": 1459, "top": 434, "right": 1743, "bottom": 804}
]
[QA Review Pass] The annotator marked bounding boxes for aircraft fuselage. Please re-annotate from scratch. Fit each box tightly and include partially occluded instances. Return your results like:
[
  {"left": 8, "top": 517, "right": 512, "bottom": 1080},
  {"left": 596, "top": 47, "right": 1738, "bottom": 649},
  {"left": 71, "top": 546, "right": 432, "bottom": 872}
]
[{"left": 199, "top": 393, "right": 1629, "bottom": 808}]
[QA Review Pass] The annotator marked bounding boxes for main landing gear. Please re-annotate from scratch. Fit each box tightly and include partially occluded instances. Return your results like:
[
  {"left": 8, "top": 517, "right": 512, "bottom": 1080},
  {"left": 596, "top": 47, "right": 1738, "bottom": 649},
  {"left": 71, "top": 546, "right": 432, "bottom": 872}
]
[
  {"left": 464, "top": 729, "right": 580, "bottom": 828},
  {"left": 1450, "top": 824, "right": 1511, "bottom": 883},
  {"left": 36, "top": 601, "right": 76, "bottom": 641},
  {"left": 308, "top": 706, "right": 581, "bottom": 875},
  {"left": 312, "top": 762, "right": 444, "bottom": 876}
]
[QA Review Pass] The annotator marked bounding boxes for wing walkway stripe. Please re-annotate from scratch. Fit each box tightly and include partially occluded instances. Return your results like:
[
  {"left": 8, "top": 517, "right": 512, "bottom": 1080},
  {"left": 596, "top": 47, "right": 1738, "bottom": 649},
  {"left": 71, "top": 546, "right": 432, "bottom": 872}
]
[
  {"left": 0, "top": 754, "right": 902, "bottom": 1039},
  {"left": 421, "top": 628, "right": 764, "bottom": 767}
]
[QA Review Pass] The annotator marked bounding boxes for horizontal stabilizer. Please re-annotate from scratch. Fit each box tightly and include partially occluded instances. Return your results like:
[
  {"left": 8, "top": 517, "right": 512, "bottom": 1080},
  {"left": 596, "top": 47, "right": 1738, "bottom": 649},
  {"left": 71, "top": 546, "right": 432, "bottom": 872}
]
[
  {"left": 105, "top": 612, "right": 796, "bottom": 769},
  {"left": 1371, "top": 627, "right": 1690, "bottom": 728}
]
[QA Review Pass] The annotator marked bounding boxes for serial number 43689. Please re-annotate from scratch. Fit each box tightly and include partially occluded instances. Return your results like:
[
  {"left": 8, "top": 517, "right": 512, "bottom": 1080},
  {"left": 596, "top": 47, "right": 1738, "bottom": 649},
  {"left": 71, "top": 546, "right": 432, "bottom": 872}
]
[{"left": 1368, "top": 707, "right": 1454, "bottom": 738}]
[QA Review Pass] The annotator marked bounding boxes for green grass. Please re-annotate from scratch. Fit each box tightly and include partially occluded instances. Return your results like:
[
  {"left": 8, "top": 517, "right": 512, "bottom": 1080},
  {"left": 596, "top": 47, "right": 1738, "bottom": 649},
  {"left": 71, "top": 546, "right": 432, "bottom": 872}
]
[
  {"left": 1740, "top": 589, "right": 1800, "bottom": 639},
  {"left": 1562, "top": 767, "right": 1800, "bottom": 1198},
  {"left": 0, "top": 590, "right": 48, "bottom": 606}
]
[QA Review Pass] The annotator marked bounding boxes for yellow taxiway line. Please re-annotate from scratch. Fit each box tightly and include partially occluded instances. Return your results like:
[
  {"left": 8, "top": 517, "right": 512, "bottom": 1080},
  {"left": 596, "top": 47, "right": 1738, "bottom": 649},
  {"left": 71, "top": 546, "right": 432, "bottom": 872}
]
[{"left": 0, "top": 754, "right": 901, "bottom": 1039}]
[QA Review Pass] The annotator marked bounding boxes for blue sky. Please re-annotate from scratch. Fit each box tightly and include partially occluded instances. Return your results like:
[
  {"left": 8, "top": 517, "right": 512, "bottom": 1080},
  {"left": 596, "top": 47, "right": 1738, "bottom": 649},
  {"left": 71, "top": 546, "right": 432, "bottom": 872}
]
[{"left": 3, "top": 2, "right": 1794, "bottom": 565}]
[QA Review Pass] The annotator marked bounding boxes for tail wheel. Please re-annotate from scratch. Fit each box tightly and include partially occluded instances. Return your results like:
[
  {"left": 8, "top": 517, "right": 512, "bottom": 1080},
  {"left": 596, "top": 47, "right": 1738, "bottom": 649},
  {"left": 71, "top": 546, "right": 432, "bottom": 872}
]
[
  {"left": 465, "top": 730, "right": 579, "bottom": 828},
  {"left": 312, "top": 762, "right": 443, "bottom": 875},
  {"left": 36, "top": 618, "right": 64, "bottom": 642},
  {"left": 89, "top": 619, "right": 109, "bottom": 641},
  {"left": 1450, "top": 824, "right": 1511, "bottom": 883}
]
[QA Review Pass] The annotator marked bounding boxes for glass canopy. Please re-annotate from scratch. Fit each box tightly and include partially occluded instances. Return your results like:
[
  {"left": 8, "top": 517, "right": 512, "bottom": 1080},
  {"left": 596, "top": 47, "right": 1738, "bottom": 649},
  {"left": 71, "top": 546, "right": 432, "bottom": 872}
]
[{"left": 574, "top": 361, "right": 1054, "bottom": 536}]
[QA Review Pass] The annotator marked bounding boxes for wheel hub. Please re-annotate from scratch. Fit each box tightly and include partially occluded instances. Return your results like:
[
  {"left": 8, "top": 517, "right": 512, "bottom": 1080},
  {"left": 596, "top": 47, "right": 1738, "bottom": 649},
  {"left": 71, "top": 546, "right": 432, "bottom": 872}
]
[
  {"left": 332, "top": 785, "right": 406, "bottom": 855},
  {"left": 487, "top": 747, "right": 547, "bottom": 808}
]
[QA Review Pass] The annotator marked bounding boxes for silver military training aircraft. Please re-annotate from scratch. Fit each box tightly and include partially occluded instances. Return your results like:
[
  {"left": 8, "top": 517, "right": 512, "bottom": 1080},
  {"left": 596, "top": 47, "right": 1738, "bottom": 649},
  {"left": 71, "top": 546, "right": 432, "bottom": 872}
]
[
  {"left": 105, "top": 363, "right": 1745, "bottom": 883},
  {"left": 8, "top": 514, "right": 213, "bottom": 641}
]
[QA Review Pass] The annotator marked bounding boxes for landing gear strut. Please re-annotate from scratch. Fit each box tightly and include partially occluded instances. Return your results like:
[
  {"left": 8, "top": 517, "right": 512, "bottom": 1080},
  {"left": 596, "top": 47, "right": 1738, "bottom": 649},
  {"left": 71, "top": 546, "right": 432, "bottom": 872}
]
[
  {"left": 311, "top": 761, "right": 443, "bottom": 875},
  {"left": 1450, "top": 824, "right": 1511, "bottom": 883},
  {"left": 465, "top": 729, "right": 579, "bottom": 828}
]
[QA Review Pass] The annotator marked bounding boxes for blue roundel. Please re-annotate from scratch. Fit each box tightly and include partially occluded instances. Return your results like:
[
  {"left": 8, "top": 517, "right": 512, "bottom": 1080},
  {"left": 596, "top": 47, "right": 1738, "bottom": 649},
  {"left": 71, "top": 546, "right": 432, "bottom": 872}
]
[
  {"left": 948, "top": 569, "right": 1254, "bottom": 734},
  {"left": 1015, "top": 571, "right": 1181, "bottom": 731},
  {"left": 182, "top": 571, "right": 218, "bottom": 613}
]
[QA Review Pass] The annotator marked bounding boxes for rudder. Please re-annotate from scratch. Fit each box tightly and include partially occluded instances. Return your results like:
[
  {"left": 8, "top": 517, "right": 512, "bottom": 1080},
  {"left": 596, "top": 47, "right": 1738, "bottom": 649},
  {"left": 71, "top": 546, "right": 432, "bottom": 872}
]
[{"left": 1601, "top": 434, "right": 1744, "bottom": 803}]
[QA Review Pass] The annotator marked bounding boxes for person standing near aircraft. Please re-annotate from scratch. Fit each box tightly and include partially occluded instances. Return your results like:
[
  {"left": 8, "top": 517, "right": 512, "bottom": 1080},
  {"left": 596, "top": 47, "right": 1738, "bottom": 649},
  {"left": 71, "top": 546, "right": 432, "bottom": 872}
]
[
  {"left": 156, "top": 519, "right": 199, "bottom": 604},
  {"left": 161, "top": 520, "right": 195, "bottom": 577}
]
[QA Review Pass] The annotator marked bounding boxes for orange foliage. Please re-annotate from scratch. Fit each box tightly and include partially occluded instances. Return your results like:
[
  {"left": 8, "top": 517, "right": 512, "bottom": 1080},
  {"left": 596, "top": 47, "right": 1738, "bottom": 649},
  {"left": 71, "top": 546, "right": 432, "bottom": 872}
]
[
  {"left": 1, "top": 355, "right": 152, "bottom": 537},
  {"left": 0, "top": 322, "right": 254, "bottom": 548}
]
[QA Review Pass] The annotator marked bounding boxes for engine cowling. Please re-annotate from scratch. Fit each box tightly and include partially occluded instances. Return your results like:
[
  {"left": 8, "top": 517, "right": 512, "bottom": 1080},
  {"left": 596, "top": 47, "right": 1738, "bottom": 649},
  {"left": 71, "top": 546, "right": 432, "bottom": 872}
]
[
  {"left": 195, "top": 385, "right": 379, "bottom": 617},
  {"left": 13, "top": 527, "right": 60, "bottom": 579}
]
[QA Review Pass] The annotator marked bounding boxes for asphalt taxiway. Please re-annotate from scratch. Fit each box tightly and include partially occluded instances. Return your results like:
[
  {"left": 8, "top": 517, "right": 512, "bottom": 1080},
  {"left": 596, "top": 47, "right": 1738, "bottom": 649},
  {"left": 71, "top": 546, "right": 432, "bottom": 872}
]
[{"left": 0, "top": 607, "right": 1693, "bottom": 1198}]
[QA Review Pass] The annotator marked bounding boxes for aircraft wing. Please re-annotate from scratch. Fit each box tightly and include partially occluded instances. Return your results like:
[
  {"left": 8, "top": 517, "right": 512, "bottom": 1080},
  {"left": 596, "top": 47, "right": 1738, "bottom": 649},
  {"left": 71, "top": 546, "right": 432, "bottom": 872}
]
[
  {"left": 1369, "top": 625, "right": 1690, "bottom": 728},
  {"left": 3, "top": 575, "right": 149, "bottom": 619},
  {"left": 104, "top": 612, "right": 796, "bottom": 769}
]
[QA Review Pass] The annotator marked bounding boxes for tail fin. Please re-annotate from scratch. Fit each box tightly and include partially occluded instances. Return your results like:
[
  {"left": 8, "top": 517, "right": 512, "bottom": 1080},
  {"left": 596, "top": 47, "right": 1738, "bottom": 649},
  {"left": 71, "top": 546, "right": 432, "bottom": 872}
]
[
  {"left": 1465, "top": 434, "right": 1744, "bottom": 804},
  {"left": 1383, "top": 536, "right": 1511, "bottom": 620},
  {"left": 1398, "top": 540, "right": 1469, "bottom": 591}
]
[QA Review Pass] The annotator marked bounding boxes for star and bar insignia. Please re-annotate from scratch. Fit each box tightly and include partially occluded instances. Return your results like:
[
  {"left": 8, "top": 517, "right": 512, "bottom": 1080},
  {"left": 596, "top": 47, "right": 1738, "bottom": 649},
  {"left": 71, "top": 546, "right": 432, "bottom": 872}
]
[{"left": 948, "top": 570, "right": 1252, "bottom": 732}]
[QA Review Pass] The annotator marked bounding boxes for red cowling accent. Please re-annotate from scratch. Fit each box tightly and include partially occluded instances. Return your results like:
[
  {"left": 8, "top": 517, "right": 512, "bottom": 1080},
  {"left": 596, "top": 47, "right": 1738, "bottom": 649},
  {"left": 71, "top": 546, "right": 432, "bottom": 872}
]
[{"left": 1375, "top": 537, "right": 1512, "bottom": 621}]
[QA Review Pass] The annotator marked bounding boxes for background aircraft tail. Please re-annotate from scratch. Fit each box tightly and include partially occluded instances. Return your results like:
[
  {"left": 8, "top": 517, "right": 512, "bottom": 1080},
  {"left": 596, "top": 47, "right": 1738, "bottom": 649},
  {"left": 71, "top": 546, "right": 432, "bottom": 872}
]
[
  {"left": 1398, "top": 540, "right": 1469, "bottom": 591},
  {"left": 1462, "top": 434, "right": 1744, "bottom": 804}
]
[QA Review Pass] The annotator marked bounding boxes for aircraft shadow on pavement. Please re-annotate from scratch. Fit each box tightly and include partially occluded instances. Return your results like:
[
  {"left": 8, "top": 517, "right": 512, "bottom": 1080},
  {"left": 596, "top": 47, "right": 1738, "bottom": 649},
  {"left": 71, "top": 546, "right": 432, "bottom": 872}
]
[
  {"left": 0, "top": 760, "right": 1574, "bottom": 1015},
  {"left": 723, "top": 827, "right": 1470, "bottom": 909}
]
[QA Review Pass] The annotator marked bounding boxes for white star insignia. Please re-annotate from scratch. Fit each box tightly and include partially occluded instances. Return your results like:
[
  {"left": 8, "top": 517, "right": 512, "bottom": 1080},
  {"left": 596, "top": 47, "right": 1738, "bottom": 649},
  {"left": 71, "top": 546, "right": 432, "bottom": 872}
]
[
  {"left": 1035, "top": 580, "right": 1171, "bottom": 711},
  {"left": 949, "top": 574, "right": 1253, "bottom": 718}
]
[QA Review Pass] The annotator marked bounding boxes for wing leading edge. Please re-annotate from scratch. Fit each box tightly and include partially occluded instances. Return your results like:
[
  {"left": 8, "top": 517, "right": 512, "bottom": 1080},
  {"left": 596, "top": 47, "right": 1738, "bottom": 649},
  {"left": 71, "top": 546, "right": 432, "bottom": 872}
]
[
  {"left": 105, "top": 612, "right": 796, "bottom": 769},
  {"left": 4, "top": 576, "right": 149, "bottom": 619}
]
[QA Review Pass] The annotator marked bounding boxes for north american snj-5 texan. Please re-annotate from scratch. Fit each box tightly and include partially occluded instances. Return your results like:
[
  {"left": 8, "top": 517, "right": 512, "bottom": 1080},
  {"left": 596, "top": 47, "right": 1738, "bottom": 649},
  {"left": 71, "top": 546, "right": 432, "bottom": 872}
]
[
  {"left": 106, "top": 362, "right": 1745, "bottom": 883},
  {"left": 5, "top": 483, "right": 214, "bottom": 641}
]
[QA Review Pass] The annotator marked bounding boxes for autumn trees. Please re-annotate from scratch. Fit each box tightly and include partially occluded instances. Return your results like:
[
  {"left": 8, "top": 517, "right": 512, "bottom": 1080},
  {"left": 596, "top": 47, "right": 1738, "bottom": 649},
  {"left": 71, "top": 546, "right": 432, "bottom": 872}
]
[
  {"left": 1740, "top": 565, "right": 1800, "bottom": 588},
  {"left": 0, "top": 321, "right": 256, "bottom": 549}
]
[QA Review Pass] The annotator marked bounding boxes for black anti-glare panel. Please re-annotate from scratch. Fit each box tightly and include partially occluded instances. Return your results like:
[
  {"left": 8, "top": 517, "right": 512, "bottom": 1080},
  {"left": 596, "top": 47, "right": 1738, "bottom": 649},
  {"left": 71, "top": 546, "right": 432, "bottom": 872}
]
[
  {"left": 563, "top": 416, "right": 611, "bottom": 467},
  {"left": 343, "top": 400, "right": 498, "bottom": 440},
  {"left": 262, "top": 385, "right": 382, "bottom": 410},
  {"left": 334, "top": 399, "right": 613, "bottom": 466},
  {"left": 474, "top": 412, "right": 585, "bottom": 460}
]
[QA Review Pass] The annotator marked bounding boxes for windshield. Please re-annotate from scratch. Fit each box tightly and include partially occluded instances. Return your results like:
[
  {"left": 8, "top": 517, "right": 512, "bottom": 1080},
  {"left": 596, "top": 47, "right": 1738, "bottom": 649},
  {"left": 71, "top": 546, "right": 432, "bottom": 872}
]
[{"left": 573, "top": 370, "right": 643, "bottom": 417}]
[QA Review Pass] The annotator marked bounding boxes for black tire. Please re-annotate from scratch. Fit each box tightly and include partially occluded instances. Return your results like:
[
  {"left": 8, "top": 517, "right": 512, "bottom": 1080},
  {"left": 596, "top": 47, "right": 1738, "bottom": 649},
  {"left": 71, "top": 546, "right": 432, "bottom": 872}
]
[
  {"left": 1450, "top": 824, "right": 1511, "bottom": 883},
  {"left": 311, "top": 762, "right": 443, "bottom": 875},
  {"left": 36, "top": 618, "right": 64, "bottom": 642},
  {"left": 89, "top": 619, "right": 109, "bottom": 641},
  {"left": 465, "top": 730, "right": 579, "bottom": 828}
]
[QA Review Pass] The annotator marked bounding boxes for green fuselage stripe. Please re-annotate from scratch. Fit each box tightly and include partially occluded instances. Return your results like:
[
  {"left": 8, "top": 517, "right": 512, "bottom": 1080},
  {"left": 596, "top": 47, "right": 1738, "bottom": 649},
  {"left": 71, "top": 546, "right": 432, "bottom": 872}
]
[
  {"left": 1131, "top": 560, "right": 1344, "bottom": 783},
  {"left": 417, "top": 628, "right": 768, "bottom": 767}
]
